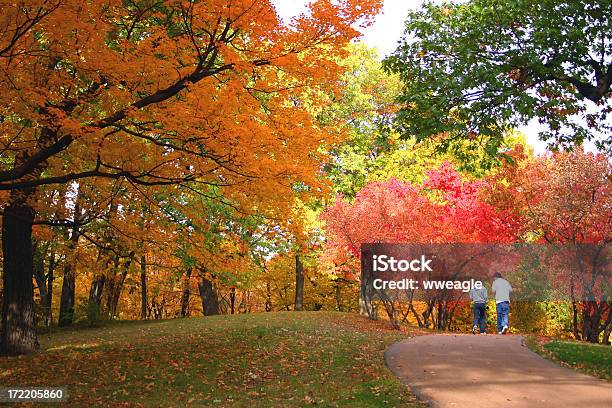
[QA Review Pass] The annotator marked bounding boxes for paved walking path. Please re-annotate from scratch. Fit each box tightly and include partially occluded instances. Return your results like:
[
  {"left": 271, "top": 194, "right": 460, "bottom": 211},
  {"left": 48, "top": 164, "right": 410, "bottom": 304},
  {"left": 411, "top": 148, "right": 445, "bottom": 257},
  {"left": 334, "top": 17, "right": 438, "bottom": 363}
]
[{"left": 385, "top": 334, "right": 612, "bottom": 407}]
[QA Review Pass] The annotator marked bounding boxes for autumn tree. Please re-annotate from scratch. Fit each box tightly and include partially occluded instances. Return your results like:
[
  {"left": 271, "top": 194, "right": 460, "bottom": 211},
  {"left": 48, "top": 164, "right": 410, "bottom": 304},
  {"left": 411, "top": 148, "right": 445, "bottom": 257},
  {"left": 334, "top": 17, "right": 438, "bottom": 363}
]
[
  {"left": 0, "top": 0, "right": 382, "bottom": 355},
  {"left": 323, "top": 44, "right": 527, "bottom": 198},
  {"left": 384, "top": 0, "right": 612, "bottom": 153},
  {"left": 321, "top": 163, "right": 518, "bottom": 328},
  {"left": 489, "top": 149, "right": 611, "bottom": 343}
]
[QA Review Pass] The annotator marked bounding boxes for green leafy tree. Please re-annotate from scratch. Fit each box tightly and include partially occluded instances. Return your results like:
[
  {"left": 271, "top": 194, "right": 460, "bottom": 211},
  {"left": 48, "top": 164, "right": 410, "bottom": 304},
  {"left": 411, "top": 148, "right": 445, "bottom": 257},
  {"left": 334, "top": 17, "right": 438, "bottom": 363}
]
[
  {"left": 384, "top": 0, "right": 612, "bottom": 153},
  {"left": 321, "top": 44, "right": 403, "bottom": 196},
  {"left": 324, "top": 44, "right": 526, "bottom": 196}
]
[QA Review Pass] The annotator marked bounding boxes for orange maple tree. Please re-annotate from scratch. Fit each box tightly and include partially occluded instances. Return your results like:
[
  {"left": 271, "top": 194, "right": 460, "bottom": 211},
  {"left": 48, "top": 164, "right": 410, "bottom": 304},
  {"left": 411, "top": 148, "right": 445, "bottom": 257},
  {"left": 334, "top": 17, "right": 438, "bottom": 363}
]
[{"left": 0, "top": 0, "right": 382, "bottom": 355}]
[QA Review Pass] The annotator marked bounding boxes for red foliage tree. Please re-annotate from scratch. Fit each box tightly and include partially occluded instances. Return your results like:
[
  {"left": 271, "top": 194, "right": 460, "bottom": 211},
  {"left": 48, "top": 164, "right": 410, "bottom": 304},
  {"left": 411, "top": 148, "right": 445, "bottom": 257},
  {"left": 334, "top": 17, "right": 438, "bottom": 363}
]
[
  {"left": 321, "top": 163, "right": 518, "bottom": 328},
  {"left": 489, "top": 149, "right": 611, "bottom": 343}
]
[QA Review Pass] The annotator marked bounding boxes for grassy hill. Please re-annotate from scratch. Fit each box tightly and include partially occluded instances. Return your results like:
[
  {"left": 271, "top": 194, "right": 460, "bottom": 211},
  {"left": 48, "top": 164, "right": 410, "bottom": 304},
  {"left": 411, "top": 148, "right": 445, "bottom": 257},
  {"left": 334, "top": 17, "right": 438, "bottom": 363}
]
[{"left": 0, "top": 312, "right": 425, "bottom": 407}]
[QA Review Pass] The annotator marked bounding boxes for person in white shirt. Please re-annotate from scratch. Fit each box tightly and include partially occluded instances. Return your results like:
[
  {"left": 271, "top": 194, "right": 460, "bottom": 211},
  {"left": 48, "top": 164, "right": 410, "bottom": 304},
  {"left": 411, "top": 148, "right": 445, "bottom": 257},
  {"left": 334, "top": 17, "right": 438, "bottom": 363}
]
[{"left": 491, "top": 272, "right": 512, "bottom": 334}]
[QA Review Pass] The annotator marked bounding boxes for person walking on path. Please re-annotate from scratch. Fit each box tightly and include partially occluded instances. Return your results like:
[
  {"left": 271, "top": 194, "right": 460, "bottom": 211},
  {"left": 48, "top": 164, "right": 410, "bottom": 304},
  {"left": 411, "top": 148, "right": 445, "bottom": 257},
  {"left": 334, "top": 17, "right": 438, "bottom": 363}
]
[
  {"left": 492, "top": 272, "right": 512, "bottom": 334},
  {"left": 469, "top": 282, "right": 488, "bottom": 334}
]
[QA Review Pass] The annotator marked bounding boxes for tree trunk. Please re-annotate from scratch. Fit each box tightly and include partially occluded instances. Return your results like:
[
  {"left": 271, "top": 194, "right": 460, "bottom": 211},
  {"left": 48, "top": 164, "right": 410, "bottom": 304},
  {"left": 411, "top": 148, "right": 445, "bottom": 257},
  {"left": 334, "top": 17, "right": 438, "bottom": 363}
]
[
  {"left": 600, "top": 304, "right": 612, "bottom": 345},
  {"left": 58, "top": 258, "right": 76, "bottom": 327},
  {"left": 570, "top": 276, "right": 580, "bottom": 340},
  {"left": 1, "top": 128, "right": 57, "bottom": 355},
  {"left": 0, "top": 197, "right": 39, "bottom": 356},
  {"left": 44, "top": 252, "right": 56, "bottom": 326},
  {"left": 581, "top": 301, "right": 605, "bottom": 343},
  {"left": 104, "top": 255, "right": 120, "bottom": 316},
  {"left": 335, "top": 282, "right": 343, "bottom": 312},
  {"left": 408, "top": 300, "right": 424, "bottom": 327},
  {"left": 140, "top": 255, "right": 147, "bottom": 320},
  {"left": 359, "top": 247, "right": 375, "bottom": 318},
  {"left": 32, "top": 245, "right": 55, "bottom": 327},
  {"left": 88, "top": 274, "right": 106, "bottom": 306},
  {"left": 180, "top": 267, "right": 192, "bottom": 317},
  {"left": 88, "top": 248, "right": 110, "bottom": 310},
  {"left": 33, "top": 242, "right": 48, "bottom": 317},
  {"left": 265, "top": 282, "right": 272, "bottom": 312},
  {"left": 229, "top": 287, "right": 236, "bottom": 315},
  {"left": 108, "top": 254, "right": 133, "bottom": 318},
  {"left": 198, "top": 276, "right": 219, "bottom": 316},
  {"left": 294, "top": 255, "right": 304, "bottom": 311},
  {"left": 58, "top": 188, "right": 82, "bottom": 327},
  {"left": 601, "top": 305, "right": 612, "bottom": 345}
]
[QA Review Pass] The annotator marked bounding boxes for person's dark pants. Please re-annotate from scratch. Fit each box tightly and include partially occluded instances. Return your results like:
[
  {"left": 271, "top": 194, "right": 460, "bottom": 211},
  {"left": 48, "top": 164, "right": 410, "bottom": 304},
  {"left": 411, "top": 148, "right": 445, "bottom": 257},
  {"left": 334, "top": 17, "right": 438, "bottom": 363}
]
[
  {"left": 473, "top": 302, "right": 487, "bottom": 333},
  {"left": 496, "top": 301, "right": 510, "bottom": 333}
]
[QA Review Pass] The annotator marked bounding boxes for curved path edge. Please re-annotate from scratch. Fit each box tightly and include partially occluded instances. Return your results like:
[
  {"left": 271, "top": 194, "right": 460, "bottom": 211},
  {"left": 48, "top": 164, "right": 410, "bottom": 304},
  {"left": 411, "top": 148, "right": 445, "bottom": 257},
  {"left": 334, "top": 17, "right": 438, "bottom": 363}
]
[{"left": 385, "top": 334, "right": 612, "bottom": 408}]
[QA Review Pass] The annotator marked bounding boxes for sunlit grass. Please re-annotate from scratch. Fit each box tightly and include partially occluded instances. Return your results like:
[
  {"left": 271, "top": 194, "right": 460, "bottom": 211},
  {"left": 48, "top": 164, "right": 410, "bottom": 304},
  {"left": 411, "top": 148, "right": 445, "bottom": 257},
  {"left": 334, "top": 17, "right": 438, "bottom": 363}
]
[
  {"left": 0, "top": 312, "right": 425, "bottom": 407},
  {"left": 525, "top": 336, "right": 612, "bottom": 382}
]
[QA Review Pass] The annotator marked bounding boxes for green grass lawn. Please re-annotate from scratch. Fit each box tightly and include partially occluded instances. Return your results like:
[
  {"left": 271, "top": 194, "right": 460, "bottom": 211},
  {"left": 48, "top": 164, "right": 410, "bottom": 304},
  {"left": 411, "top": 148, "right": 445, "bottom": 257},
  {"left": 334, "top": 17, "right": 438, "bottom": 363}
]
[
  {"left": 526, "top": 337, "right": 612, "bottom": 381},
  {"left": 0, "top": 312, "right": 425, "bottom": 407}
]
